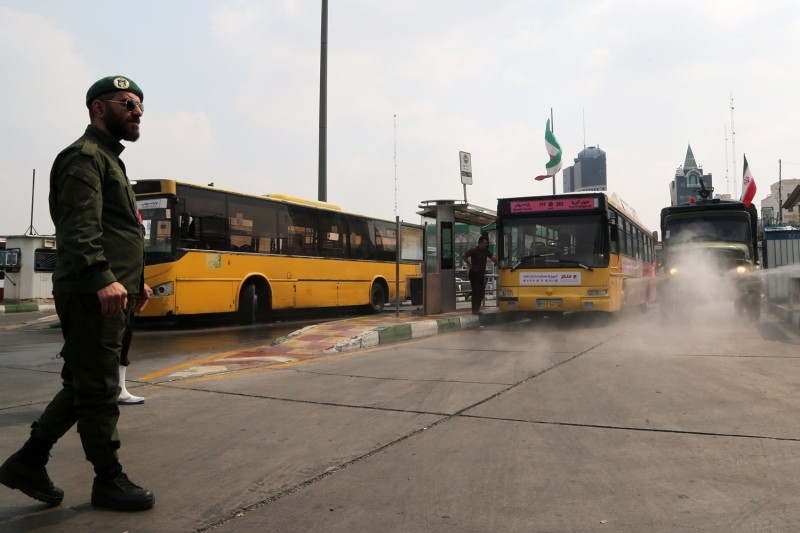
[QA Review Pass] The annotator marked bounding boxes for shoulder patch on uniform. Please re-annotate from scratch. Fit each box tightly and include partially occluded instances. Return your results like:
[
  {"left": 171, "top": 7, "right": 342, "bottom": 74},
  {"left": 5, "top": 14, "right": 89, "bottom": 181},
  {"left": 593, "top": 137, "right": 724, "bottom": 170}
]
[{"left": 80, "top": 141, "right": 98, "bottom": 156}]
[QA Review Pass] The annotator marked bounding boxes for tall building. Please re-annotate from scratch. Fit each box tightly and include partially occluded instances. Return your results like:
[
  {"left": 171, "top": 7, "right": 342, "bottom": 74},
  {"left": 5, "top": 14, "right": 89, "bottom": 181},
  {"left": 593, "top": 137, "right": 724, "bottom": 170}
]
[
  {"left": 669, "top": 145, "right": 713, "bottom": 206},
  {"left": 562, "top": 146, "right": 607, "bottom": 193}
]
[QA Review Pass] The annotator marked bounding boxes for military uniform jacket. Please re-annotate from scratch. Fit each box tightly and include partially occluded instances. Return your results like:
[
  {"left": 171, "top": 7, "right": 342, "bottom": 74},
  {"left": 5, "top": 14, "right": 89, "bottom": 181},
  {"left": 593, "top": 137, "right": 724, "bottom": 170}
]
[{"left": 49, "top": 125, "right": 145, "bottom": 295}]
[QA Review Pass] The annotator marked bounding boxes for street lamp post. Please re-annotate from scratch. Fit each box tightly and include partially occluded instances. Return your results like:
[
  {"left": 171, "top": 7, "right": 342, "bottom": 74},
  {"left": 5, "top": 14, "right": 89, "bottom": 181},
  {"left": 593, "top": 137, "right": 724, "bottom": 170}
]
[{"left": 318, "top": 0, "right": 328, "bottom": 202}]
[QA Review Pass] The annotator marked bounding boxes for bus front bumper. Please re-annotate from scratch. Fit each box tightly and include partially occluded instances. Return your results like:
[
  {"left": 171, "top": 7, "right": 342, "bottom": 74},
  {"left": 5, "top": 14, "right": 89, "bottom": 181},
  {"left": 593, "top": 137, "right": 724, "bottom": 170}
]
[{"left": 498, "top": 293, "right": 613, "bottom": 313}]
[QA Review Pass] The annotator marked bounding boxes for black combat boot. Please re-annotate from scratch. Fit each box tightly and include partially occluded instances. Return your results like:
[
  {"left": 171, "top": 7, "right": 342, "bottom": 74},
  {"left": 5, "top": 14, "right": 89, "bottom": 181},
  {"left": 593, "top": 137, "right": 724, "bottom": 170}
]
[
  {"left": 0, "top": 437, "right": 64, "bottom": 505},
  {"left": 91, "top": 462, "right": 154, "bottom": 511}
]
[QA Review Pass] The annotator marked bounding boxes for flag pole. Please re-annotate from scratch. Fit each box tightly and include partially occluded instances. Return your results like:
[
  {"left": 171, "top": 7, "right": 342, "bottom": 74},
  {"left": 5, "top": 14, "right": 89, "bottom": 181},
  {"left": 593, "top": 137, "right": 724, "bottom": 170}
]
[
  {"left": 536, "top": 111, "right": 562, "bottom": 186},
  {"left": 550, "top": 108, "right": 555, "bottom": 195}
]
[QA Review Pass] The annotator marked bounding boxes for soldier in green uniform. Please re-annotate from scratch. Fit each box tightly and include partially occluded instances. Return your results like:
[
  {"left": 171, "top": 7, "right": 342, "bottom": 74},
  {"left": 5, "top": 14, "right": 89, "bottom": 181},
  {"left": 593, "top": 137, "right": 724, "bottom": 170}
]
[{"left": 0, "top": 75, "right": 155, "bottom": 511}]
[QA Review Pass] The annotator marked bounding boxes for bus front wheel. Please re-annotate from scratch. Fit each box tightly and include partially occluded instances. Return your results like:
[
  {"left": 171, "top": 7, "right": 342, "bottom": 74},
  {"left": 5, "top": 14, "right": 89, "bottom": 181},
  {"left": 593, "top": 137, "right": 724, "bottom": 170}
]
[
  {"left": 238, "top": 283, "right": 257, "bottom": 324},
  {"left": 369, "top": 283, "right": 386, "bottom": 314}
]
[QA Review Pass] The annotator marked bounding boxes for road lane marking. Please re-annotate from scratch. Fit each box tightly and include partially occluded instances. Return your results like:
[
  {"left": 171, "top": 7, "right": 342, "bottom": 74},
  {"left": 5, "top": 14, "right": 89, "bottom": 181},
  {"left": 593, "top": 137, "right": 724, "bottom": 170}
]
[{"left": 137, "top": 349, "right": 247, "bottom": 381}]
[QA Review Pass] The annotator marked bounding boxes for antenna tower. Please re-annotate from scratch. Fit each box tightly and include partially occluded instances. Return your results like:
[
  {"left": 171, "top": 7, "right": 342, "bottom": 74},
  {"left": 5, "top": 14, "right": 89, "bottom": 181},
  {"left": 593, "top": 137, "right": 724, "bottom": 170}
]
[
  {"left": 582, "top": 107, "right": 586, "bottom": 149},
  {"left": 724, "top": 124, "right": 729, "bottom": 195},
  {"left": 25, "top": 169, "right": 39, "bottom": 236}
]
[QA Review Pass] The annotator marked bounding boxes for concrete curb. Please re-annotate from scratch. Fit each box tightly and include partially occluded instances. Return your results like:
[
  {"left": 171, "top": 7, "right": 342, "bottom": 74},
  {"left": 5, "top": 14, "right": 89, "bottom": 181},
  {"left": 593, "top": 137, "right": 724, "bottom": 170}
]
[
  {"left": 0, "top": 303, "right": 56, "bottom": 314},
  {"left": 330, "top": 313, "right": 498, "bottom": 354},
  {"left": 767, "top": 302, "right": 800, "bottom": 333}
]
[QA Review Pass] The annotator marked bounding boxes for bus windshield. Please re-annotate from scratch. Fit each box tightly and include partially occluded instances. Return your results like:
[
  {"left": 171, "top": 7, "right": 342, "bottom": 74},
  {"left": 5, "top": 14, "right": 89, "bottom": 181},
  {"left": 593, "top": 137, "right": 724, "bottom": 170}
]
[
  {"left": 502, "top": 213, "right": 607, "bottom": 270},
  {"left": 664, "top": 215, "right": 750, "bottom": 244}
]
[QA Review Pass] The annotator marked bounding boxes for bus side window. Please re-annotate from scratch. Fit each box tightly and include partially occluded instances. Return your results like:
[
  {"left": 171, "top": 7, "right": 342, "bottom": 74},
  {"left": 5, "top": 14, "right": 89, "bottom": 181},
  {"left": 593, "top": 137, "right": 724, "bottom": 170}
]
[
  {"left": 348, "top": 217, "right": 373, "bottom": 260},
  {"left": 609, "top": 219, "right": 619, "bottom": 254},
  {"left": 293, "top": 235, "right": 304, "bottom": 254},
  {"left": 318, "top": 213, "right": 345, "bottom": 258},
  {"left": 374, "top": 222, "right": 397, "bottom": 262},
  {"left": 286, "top": 233, "right": 304, "bottom": 255},
  {"left": 349, "top": 234, "right": 365, "bottom": 259},
  {"left": 197, "top": 215, "right": 228, "bottom": 251}
]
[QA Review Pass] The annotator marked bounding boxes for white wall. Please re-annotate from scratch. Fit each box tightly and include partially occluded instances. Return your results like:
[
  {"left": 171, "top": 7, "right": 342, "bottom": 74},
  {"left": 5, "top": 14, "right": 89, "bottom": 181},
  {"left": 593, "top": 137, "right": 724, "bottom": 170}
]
[{"left": 2, "top": 235, "right": 55, "bottom": 301}]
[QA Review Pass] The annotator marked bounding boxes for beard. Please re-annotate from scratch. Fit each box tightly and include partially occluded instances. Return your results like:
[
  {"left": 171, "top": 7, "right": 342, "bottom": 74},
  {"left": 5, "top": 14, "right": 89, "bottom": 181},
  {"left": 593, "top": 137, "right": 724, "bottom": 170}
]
[{"left": 104, "top": 111, "right": 140, "bottom": 142}]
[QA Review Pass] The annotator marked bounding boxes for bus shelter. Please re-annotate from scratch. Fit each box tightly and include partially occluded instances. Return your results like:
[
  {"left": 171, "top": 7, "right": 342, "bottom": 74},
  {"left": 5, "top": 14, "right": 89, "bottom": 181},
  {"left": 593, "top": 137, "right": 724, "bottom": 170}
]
[{"left": 417, "top": 200, "right": 496, "bottom": 314}]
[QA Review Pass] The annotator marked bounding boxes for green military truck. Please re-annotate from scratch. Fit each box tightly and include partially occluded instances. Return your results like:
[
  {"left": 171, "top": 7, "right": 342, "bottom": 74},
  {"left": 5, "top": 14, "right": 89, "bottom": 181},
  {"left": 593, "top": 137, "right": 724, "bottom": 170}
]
[{"left": 659, "top": 182, "right": 763, "bottom": 320}]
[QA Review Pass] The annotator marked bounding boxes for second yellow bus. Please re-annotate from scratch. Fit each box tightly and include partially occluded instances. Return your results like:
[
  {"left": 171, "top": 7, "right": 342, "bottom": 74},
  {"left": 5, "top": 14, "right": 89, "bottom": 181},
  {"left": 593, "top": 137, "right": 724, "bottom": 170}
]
[{"left": 133, "top": 180, "right": 422, "bottom": 323}]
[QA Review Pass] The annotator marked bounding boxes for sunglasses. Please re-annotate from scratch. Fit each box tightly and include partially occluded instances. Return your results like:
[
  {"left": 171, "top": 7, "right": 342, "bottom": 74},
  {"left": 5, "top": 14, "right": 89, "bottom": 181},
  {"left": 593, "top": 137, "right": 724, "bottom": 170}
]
[{"left": 101, "top": 98, "right": 144, "bottom": 112}]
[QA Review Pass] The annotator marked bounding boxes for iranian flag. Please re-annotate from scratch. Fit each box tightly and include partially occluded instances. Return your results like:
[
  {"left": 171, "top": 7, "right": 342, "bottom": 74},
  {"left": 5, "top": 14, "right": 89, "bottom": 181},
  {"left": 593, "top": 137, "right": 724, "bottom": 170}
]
[
  {"left": 740, "top": 154, "right": 757, "bottom": 208},
  {"left": 534, "top": 118, "right": 562, "bottom": 181}
]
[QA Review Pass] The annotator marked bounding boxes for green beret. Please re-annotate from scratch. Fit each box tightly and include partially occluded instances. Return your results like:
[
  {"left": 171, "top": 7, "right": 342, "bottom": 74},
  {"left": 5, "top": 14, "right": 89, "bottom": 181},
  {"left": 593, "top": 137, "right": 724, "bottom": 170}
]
[{"left": 85, "top": 75, "right": 143, "bottom": 107}]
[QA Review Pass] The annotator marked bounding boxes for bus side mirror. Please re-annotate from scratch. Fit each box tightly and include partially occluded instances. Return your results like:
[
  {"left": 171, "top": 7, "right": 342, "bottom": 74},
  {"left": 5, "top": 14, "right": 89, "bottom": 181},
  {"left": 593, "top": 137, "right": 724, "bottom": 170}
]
[
  {"left": 179, "top": 212, "right": 191, "bottom": 235},
  {"left": 176, "top": 197, "right": 188, "bottom": 233}
]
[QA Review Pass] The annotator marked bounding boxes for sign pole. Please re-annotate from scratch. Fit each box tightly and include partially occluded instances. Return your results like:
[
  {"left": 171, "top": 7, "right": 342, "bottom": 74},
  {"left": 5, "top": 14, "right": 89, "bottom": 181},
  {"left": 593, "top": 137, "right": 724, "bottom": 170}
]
[{"left": 459, "top": 151, "right": 473, "bottom": 203}]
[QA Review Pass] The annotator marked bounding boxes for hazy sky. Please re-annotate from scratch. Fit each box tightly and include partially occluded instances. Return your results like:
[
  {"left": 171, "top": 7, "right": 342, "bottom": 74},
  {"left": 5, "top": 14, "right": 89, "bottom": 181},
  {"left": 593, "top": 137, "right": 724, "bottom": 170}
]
[{"left": 2, "top": 0, "right": 799, "bottom": 236}]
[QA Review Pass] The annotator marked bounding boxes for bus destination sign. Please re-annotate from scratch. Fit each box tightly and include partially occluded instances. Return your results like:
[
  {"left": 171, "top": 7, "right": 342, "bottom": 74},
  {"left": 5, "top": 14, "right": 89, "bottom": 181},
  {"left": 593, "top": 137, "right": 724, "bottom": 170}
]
[{"left": 510, "top": 196, "right": 598, "bottom": 213}]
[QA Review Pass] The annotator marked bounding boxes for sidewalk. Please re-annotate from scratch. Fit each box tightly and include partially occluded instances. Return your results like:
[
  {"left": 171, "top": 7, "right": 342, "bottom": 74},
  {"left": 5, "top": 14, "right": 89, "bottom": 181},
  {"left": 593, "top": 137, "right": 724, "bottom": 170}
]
[
  {"left": 267, "top": 304, "right": 509, "bottom": 357},
  {"left": 138, "top": 303, "right": 514, "bottom": 381}
]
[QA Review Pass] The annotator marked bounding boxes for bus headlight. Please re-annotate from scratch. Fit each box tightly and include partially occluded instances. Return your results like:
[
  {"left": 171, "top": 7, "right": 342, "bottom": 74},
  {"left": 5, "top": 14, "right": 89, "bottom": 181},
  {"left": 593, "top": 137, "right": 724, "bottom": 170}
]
[
  {"left": 587, "top": 289, "right": 608, "bottom": 297},
  {"left": 151, "top": 282, "right": 174, "bottom": 297}
]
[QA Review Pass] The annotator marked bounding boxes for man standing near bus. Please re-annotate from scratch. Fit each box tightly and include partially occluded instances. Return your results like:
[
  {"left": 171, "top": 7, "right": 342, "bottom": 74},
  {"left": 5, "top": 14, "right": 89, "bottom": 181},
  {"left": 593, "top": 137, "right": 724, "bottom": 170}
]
[
  {"left": 0, "top": 75, "right": 154, "bottom": 511},
  {"left": 464, "top": 235, "right": 500, "bottom": 315}
]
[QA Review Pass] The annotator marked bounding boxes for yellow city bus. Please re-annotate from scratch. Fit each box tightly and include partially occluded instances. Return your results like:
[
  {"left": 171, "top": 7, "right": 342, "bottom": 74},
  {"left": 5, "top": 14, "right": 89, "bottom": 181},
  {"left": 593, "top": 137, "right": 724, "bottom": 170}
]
[
  {"left": 133, "top": 179, "right": 423, "bottom": 322},
  {"left": 496, "top": 192, "right": 656, "bottom": 314}
]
